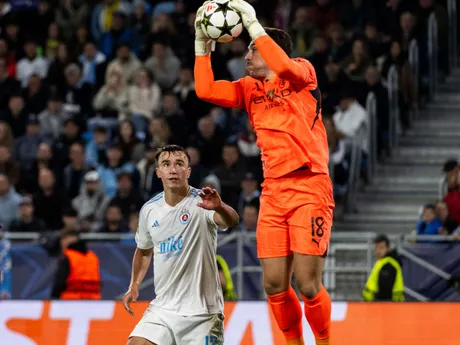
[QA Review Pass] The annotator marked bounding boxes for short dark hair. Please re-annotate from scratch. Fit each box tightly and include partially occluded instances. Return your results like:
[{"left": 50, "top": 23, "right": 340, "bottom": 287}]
[
  {"left": 374, "top": 234, "right": 390, "bottom": 247},
  {"left": 155, "top": 144, "right": 191, "bottom": 164},
  {"left": 443, "top": 159, "right": 458, "bottom": 173},
  {"left": 424, "top": 204, "right": 436, "bottom": 211},
  {"left": 264, "top": 27, "right": 293, "bottom": 57}
]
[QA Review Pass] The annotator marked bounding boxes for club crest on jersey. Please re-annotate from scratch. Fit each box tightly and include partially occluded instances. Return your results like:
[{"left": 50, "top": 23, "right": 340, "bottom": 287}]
[{"left": 179, "top": 210, "right": 191, "bottom": 224}]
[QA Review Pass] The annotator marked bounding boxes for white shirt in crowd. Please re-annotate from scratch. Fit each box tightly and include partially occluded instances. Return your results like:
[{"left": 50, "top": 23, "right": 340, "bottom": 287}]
[
  {"left": 16, "top": 56, "right": 48, "bottom": 88},
  {"left": 135, "top": 187, "right": 226, "bottom": 316},
  {"left": 333, "top": 101, "right": 369, "bottom": 154}
]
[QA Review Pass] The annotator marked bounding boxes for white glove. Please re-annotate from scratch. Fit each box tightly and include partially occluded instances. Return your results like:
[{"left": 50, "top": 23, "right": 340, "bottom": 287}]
[
  {"left": 195, "top": 1, "right": 216, "bottom": 56},
  {"left": 228, "top": 0, "right": 266, "bottom": 40}
]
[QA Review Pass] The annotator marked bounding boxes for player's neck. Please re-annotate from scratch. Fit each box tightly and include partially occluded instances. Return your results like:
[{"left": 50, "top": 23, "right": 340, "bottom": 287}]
[
  {"left": 164, "top": 185, "right": 190, "bottom": 207},
  {"left": 256, "top": 70, "right": 276, "bottom": 82}
]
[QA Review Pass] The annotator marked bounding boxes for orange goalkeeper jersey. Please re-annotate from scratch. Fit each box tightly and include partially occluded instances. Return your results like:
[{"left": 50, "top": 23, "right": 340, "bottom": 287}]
[{"left": 195, "top": 35, "right": 329, "bottom": 179}]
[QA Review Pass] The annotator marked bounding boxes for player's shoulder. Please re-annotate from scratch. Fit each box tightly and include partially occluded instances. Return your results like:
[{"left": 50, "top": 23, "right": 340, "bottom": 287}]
[
  {"left": 140, "top": 192, "right": 165, "bottom": 214},
  {"left": 291, "top": 57, "right": 315, "bottom": 70},
  {"left": 187, "top": 186, "right": 203, "bottom": 203}
]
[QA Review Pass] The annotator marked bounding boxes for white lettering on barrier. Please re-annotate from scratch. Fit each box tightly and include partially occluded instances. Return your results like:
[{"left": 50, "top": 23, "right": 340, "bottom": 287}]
[
  {"left": 50, "top": 301, "right": 115, "bottom": 345},
  {"left": 0, "top": 301, "right": 43, "bottom": 345},
  {"left": 224, "top": 302, "right": 274, "bottom": 345},
  {"left": 0, "top": 301, "right": 348, "bottom": 345}
]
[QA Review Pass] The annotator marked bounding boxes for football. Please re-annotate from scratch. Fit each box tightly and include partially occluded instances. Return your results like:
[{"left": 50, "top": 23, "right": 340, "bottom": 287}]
[{"left": 200, "top": 0, "right": 243, "bottom": 43}]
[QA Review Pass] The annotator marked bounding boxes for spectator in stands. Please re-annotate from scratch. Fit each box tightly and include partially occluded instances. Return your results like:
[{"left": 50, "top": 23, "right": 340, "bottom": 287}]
[
  {"left": 416, "top": 204, "right": 443, "bottom": 235},
  {"left": 110, "top": 171, "right": 144, "bottom": 222},
  {"left": 105, "top": 43, "right": 141, "bottom": 86},
  {"left": 47, "top": 43, "right": 72, "bottom": 92},
  {"left": 14, "top": 114, "right": 44, "bottom": 173},
  {"left": 341, "top": 39, "right": 372, "bottom": 82},
  {"left": 10, "top": 196, "right": 46, "bottom": 232},
  {"left": 1, "top": 93, "right": 29, "bottom": 138},
  {"left": 173, "top": 65, "right": 209, "bottom": 131},
  {"left": 357, "top": 65, "right": 390, "bottom": 157},
  {"left": 85, "top": 125, "right": 110, "bottom": 167},
  {"left": 33, "top": 168, "right": 69, "bottom": 230},
  {"left": 145, "top": 40, "right": 181, "bottom": 89},
  {"left": 214, "top": 143, "right": 246, "bottom": 210},
  {"left": 20, "top": 142, "right": 59, "bottom": 194},
  {"left": 15, "top": 39, "right": 48, "bottom": 88},
  {"left": 91, "top": 0, "right": 132, "bottom": 42},
  {"left": 443, "top": 177, "right": 460, "bottom": 226},
  {"left": 333, "top": 88, "right": 369, "bottom": 154},
  {"left": 53, "top": 118, "right": 82, "bottom": 167},
  {"left": 79, "top": 41, "right": 107, "bottom": 90},
  {"left": 97, "top": 144, "right": 135, "bottom": 197},
  {"left": 146, "top": 116, "right": 173, "bottom": 148},
  {"left": 159, "top": 93, "right": 187, "bottom": 145},
  {"left": 186, "top": 145, "right": 208, "bottom": 189},
  {"left": 238, "top": 203, "right": 259, "bottom": 233},
  {"left": 60, "top": 64, "right": 93, "bottom": 120},
  {"left": 99, "top": 10, "right": 139, "bottom": 60},
  {"left": 0, "top": 121, "right": 13, "bottom": 151},
  {"left": 128, "top": 69, "right": 162, "bottom": 134},
  {"left": 23, "top": 73, "right": 48, "bottom": 115},
  {"left": 191, "top": 116, "right": 225, "bottom": 169},
  {"left": 93, "top": 67, "right": 129, "bottom": 124},
  {"left": 72, "top": 170, "right": 111, "bottom": 231},
  {"left": 324, "top": 116, "right": 348, "bottom": 200},
  {"left": 320, "top": 59, "right": 350, "bottom": 110},
  {"left": 380, "top": 40, "right": 417, "bottom": 131},
  {"left": 99, "top": 202, "right": 129, "bottom": 233},
  {"left": 0, "top": 173, "right": 21, "bottom": 231},
  {"left": 227, "top": 38, "right": 247, "bottom": 81},
  {"left": 0, "top": 57, "right": 20, "bottom": 109},
  {"left": 435, "top": 200, "right": 457, "bottom": 233},
  {"left": 62, "top": 142, "right": 93, "bottom": 200},
  {"left": 238, "top": 172, "right": 260, "bottom": 216},
  {"left": 289, "top": 6, "right": 318, "bottom": 58},
  {"left": 363, "top": 234, "right": 404, "bottom": 301},
  {"left": 38, "top": 93, "right": 67, "bottom": 140},
  {"left": 115, "top": 120, "right": 145, "bottom": 163},
  {"left": 136, "top": 143, "right": 162, "bottom": 200},
  {"left": 440, "top": 159, "right": 459, "bottom": 198},
  {"left": 55, "top": 0, "right": 89, "bottom": 42},
  {"left": 0, "top": 144, "right": 20, "bottom": 186}
]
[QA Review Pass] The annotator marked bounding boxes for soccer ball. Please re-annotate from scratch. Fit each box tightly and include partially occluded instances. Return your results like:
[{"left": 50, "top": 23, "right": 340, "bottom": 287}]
[{"left": 200, "top": 0, "right": 243, "bottom": 43}]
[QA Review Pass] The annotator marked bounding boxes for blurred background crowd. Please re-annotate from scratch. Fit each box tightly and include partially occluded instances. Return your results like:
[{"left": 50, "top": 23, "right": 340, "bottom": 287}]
[
  {"left": 0, "top": 0, "right": 452, "bottom": 237},
  {"left": 0, "top": 0, "right": 457, "bottom": 302}
]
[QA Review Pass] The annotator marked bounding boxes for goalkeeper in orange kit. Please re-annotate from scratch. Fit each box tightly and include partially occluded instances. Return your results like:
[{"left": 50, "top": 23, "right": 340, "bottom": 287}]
[{"left": 193, "top": 1, "right": 334, "bottom": 345}]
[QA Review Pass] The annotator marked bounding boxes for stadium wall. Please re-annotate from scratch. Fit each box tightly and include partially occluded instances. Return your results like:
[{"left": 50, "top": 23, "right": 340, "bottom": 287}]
[{"left": 0, "top": 301, "right": 458, "bottom": 345}]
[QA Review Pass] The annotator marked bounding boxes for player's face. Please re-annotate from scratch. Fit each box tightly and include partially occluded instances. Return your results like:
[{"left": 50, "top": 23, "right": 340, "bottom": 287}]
[
  {"left": 245, "top": 42, "right": 269, "bottom": 79},
  {"left": 156, "top": 151, "right": 191, "bottom": 190}
]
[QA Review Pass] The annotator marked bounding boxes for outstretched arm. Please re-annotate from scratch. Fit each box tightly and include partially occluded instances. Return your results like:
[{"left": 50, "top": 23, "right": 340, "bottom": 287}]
[
  {"left": 254, "top": 35, "right": 315, "bottom": 86},
  {"left": 194, "top": 55, "right": 245, "bottom": 109},
  {"left": 230, "top": 0, "right": 315, "bottom": 86}
]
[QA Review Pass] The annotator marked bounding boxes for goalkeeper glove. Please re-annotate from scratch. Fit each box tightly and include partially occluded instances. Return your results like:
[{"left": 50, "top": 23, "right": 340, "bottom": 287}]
[
  {"left": 195, "top": 1, "right": 216, "bottom": 56},
  {"left": 228, "top": 0, "right": 266, "bottom": 40}
]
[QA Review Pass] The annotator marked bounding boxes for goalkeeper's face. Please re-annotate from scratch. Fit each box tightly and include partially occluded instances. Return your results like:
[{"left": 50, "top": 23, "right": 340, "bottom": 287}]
[
  {"left": 156, "top": 151, "right": 191, "bottom": 190},
  {"left": 245, "top": 42, "right": 269, "bottom": 79}
]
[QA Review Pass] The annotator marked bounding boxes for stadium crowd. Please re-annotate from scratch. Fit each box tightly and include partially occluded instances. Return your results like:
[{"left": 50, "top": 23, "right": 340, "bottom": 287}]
[{"left": 0, "top": 0, "right": 451, "bottom": 239}]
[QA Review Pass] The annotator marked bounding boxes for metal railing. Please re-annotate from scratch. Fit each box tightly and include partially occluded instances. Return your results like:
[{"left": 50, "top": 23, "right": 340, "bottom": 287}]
[
  {"left": 448, "top": 0, "right": 458, "bottom": 70},
  {"left": 366, "top": 92, "right": 377, "bottom": 184},
  {"left": 408, "top": 38, "right": 420, "bottom": 121},
  {"left": 428, "top": 12, "right": 438, "bottom": 99},
  {"left": 345, "top": 124, "right": 365, "bottom": 212},
  {"left": 387, "top": 64, "right": 399, "bottom": 153}
]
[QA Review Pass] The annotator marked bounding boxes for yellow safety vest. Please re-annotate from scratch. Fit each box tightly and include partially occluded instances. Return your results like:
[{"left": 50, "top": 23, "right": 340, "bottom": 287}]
[
  {"left": 216, "top": 255, "right": 237, "bottom": 301},
  {"left": 363, "top": 256, "right": 404, "bottom": 302}
]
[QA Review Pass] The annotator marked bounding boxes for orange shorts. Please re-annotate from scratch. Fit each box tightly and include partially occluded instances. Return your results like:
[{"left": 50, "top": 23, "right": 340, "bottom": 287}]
[{"left": 256, "top": 169, "right": 335, "bottom": 259}]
